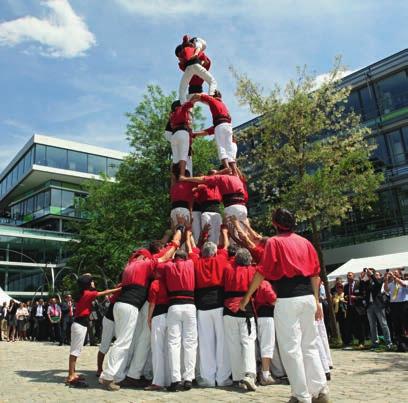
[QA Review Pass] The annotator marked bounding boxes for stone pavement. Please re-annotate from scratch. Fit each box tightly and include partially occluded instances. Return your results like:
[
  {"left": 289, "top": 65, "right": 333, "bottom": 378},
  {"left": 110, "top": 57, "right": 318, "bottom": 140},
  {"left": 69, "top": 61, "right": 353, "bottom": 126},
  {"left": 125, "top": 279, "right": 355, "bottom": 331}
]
[{"left": 0, "top": 342, "right": 407, "bottom": 403}]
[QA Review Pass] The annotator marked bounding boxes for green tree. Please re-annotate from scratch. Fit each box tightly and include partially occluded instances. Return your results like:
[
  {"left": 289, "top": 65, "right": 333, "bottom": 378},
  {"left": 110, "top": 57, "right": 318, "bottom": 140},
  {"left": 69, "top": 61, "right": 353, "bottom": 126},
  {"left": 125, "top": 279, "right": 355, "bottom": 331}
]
[
  {"left": 68, "top": 85, "right": 217, "bottom": 284},
  {"left": 233, "top": 59, "right": 383, "bottom": 340}
]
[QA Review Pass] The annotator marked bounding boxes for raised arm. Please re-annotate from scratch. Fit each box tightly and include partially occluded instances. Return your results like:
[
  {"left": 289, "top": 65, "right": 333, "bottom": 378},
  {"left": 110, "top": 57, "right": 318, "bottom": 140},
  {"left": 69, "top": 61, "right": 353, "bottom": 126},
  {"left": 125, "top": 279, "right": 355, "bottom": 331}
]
[
  {"left": 185, "top": 228, "right": 193, "bottom": 254},
  {"left": 158, "top": 228, "right": 182, "bottom": 263},
  {"left": 97, "top": 287, "right": 122, "bottom": 298},
  {"left": 218, "top": 224, "right": 230, "bottom": 250}
]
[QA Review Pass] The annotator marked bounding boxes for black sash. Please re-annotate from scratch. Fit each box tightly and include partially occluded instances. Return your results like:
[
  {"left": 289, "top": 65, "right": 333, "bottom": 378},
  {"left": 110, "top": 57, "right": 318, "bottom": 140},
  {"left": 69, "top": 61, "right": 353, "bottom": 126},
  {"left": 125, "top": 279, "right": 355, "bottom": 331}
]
[{"left": 222, "top": 192, "right": 245, "bottom": 207}]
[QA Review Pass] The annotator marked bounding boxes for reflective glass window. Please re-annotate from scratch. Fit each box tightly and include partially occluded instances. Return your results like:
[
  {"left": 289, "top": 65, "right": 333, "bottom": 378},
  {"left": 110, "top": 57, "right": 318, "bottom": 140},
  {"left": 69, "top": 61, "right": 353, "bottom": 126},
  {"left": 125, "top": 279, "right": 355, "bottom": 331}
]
[
  {"left": 345, "top": 90, "right": 363, "bottom": 116},
  {"left": 402, "top": 126, "right": 408, "bottom": 150},
  {"left": 46, "top": 146, "right": 67, "bottom": 169},
  {"left": 88, "top": 154, "right": 106, "bottom": 175},
  {"left": 61, "top": 190, "right": 74, "bottom": 214},
  {"left": 370, "top": 134, "right": 389, "bottom": 168},
  {"left": 23, "top": 148, "right": 33, "bottom": 174},
  {"left": 107, "top": 158, "right": 121, "bottom": 177},
  {"left": 376, "top": 70, "right": 408, "bottom": 114},
  {"left": 68, "top": 150, "right": 87, "bottom": 172},
  {"left": 359, "top": 86, "right": 378, "bottom": 120},
  {"left": 51, "top": 188, "right": 62, "bottom": 208},
  {"left": 26, "top": 197, "right": 34, "bottom": 215},
  {"left": 386, "top": 130, "right": 405, "bottom": 165},
  {"left": 36, "top": 192, "right": 45, "bottom": 211},
  {"left": 35, "top": 144, "right": 46, "bottom": 165}
]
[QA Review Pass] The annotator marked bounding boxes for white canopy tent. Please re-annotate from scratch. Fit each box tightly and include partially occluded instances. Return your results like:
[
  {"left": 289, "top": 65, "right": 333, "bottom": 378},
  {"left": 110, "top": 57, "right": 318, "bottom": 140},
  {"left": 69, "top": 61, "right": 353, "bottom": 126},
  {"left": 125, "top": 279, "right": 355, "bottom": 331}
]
[
  {"left": 0, "top": 287, "right": 19, "bottom": 305},
  {"left": 328, "top": 251, "right": 408, "bottom": 281}
]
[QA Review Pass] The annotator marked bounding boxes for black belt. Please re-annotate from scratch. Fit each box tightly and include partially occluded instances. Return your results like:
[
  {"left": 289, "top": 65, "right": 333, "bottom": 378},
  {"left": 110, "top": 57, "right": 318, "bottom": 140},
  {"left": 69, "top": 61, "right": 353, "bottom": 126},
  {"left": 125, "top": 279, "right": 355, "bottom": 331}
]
[
  {"left": 224, "top": 290, "right": 245, "bottom": 299},
  {"left": 195, "top": 286, "right": 224, "bottom": 310},
  {"left": 172, "top": 125, "right": 190, "bottom": 132},
  {"left": 74, "top": 316, "right": 89, "bottom": 327},
  {"left": 105, "top": 303, "right": 115, "bottom": 321},
  {"left": 171, "top": 201, "right": 189, "bottom": 209},
  {"left": 168, "top": 290, "right": 194, "bottom": 298},
  {"left": 189, "top": 84, "right": 203, "bottom": 94},
  {"left": 193, "top": 202, "right": 201, "bottom": 211},
  {"left": 222, "top": 193, "right": 245, "bottom": 207},
  {"left": 201, "top": 200, "right": 221, "bottom": 213},
  {"left": 213, "top": 116, "right": 231, "bottom": 127},
  {"left": 257, "top": 305, "right": 275, "bottom": 317},
  {"left": 273, "top": 276, "right": 313, "bottom": 298},
  {"left": 185, "top": 57, "right": 201, "bottom": 67}
]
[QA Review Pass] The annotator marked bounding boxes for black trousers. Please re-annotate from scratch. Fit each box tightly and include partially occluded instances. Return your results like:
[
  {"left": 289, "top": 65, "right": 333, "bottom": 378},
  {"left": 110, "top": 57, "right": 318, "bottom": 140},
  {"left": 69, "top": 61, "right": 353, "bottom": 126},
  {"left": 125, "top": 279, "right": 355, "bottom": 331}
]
[
  {"left": 49, "top": 322, "right": 61, "bottom": 343},
  {"left": 61, "top": 317, "right": 73, "bottom": 344},
  {"left": 34, "top": 317, "right": 47, "bottom": 340},
  {"left": 390, "top": 301, "right": 408, "bottom": 344},
  {"left": 344, "top": 306, "right": 365, "bottom": 345}
]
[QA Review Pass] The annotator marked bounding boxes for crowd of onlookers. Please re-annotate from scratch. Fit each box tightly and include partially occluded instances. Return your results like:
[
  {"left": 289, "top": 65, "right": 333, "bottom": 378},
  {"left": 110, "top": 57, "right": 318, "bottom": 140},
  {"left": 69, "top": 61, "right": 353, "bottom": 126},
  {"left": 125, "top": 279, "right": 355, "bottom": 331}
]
[
  {"left": 0, "top": 294, "right": 108, "bottom": 345},
  {"left": 323, "top": 268, "right": 408, "bottom": 352}
]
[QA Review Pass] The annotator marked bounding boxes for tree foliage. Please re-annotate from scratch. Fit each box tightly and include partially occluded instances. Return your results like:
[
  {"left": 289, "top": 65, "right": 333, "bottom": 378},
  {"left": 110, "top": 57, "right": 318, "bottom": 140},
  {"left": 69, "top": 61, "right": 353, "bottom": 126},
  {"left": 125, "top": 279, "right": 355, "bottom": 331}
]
[{"left": 67, "top": 85, "right": 217, "bottom": 284}]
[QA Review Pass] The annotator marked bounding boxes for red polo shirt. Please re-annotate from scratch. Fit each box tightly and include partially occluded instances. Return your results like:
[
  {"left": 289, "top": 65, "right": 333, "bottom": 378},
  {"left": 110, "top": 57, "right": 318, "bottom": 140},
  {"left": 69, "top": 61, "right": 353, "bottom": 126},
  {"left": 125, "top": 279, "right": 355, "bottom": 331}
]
[{"left": 204, "top": 174, "right": 245, "bottom": 196}]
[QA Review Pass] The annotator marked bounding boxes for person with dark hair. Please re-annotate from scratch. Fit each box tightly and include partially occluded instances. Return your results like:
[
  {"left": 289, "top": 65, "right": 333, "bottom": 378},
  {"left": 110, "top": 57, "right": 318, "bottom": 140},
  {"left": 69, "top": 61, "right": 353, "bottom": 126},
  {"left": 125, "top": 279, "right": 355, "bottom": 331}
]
[
  {"left": 157, "top": 242, "right": 197, "bottom": 392},
  {"left": 239, "top": 208, "right": 329, "bottom": 403},
  {"left": 60, "top": 294, "right": 74, "bottom": 345},
  {"left": 100, "top": 230, "right": 182, "bottom": 391},
  {"left": 67, "top": 274, "right": 121, "bottom": 388},
  {"left": 47, "top": 297, "right": 62, "bottom": 344},
  {"left": 193, "top": 91, "right": 237, "bottom": 175},
  {"left": 176, "top": 35, "right": 217, "bottom": 104},
  {"left": 170, "top": 169, "right": 195, "bottom": 230},
  {"left": 7, "top": 299, "right": 18, "bottom": 342},
  {"left": 186, "top": 226, "right": 232, "bottom": 387},
  {"left": 223, "top": 247, "right": 257, "bottom": 392},
  {"left": 165, "top": 95, "right": 199, "bottom": 180}
]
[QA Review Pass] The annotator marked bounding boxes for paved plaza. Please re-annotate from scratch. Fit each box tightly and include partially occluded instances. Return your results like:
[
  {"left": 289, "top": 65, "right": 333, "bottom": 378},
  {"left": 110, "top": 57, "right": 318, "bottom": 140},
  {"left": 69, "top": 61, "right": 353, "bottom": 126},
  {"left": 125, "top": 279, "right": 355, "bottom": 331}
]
[{"left": 0, "top": 342, "right": 407, "bottom": 402}]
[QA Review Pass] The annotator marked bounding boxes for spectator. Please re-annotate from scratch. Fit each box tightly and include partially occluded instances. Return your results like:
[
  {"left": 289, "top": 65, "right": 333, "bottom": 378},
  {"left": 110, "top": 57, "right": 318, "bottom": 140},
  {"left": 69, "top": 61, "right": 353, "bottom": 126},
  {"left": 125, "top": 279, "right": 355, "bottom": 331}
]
[
  {"left": 26, "top": 301, "right": 33, "bottom": 340},
  {"left": 343, "top": 272, "right": 366, "bottom": 349},
  {"left": 1, "top": 302, "right": 8, "bottom": 341},
  {"left": 16, "top": 302, "right": 29, "bottom": 341},
  {"left": 8, "top": 299, "right": 18, "bottom": 342},
  {"left": 361, "top": 268, "right": 392, "bottom": 350},
  {"left": 47, "top": 297, "right": 62, "bottom": 344},
  {"left": 332, "top": 283, "right": 347, "bottom": 344},
  {"left": 32, "top": 299, "right": 47, "bottom": 341},
  {"left": 61, "top": 294, "right": 75, "bottom": 345},
  {"left": 384, "top": 269, "right": 408, "bottom": 352}
]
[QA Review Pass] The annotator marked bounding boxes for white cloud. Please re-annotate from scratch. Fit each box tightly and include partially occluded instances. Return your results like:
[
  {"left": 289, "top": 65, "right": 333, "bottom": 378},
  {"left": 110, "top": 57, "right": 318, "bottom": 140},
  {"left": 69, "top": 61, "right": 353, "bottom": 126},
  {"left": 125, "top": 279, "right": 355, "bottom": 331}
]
[
  {"left": 313, "top": 70, "right": 355, "bottom": 89},
  {"left": 0, "top": 0, "right": 96, "bottom": 58}
]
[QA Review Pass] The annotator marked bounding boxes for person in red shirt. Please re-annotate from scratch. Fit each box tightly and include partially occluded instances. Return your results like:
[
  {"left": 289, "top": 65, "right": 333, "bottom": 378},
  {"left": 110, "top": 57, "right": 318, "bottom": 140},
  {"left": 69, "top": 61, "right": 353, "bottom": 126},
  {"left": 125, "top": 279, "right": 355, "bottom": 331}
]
[
  {"left": 191, "top": 184, "right": 202, "bottom": 243},
  {"left": 67, "top": 274, "right": 121, "bottom": 388},
  {"left": 239, "top": 208, "right": 329, "bottom": 403},
  {"left": 254, "top": 280, "right": 277, "bottom": 386},
  {"left": 180, "top": 171, "right": 248, "bottom": 230},
  {"left": 170, "top": 167, "right": 195, "bottom": 230},
  {"left": 100, "top": 230, "right": 182, "bottom": 391},
  {"left": 145, "top": 276, "right": 170, "bottom": 391},
  {"left": 185, "top": 226, "right": 232, "bottom": 387},
  {"left": 167, "top": 96, "right": 199, "bottom": 179},
  {"left": 175, "top": 35, "right": 217, "bottom": 104},
  {"left": 193, "top": 173, "right": 222, "bottom": 243},
  {"left": 223, "top": 248, "right": 257, "bottom": 392},
  {"left": 194, "top": 91, "right": 237, "bottom": 175},
  {"left": 157, "top": 249, "right": 197, "bottom": 392}
]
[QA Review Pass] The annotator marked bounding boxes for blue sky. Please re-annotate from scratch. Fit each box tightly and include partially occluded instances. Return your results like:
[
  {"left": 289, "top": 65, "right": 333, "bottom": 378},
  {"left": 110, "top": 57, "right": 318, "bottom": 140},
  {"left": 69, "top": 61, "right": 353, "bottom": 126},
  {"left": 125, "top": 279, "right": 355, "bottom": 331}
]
[{"left": 0, "top": 0, "right": 407, "bottom": 170}]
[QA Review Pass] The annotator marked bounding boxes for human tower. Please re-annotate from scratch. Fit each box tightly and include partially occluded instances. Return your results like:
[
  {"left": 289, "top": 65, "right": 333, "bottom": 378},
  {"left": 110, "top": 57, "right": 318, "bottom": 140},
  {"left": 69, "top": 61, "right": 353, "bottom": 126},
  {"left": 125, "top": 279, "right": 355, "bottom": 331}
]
[{"left": 66, "top": 34, "right": 332, "bottom": 403}]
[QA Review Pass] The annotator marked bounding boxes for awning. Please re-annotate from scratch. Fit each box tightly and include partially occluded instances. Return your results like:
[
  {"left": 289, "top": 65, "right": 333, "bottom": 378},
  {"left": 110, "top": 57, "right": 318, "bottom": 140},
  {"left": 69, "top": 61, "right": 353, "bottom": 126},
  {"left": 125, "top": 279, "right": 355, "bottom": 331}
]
[{"left": 327, "top": 251, "right": 408, "bottom": 281}]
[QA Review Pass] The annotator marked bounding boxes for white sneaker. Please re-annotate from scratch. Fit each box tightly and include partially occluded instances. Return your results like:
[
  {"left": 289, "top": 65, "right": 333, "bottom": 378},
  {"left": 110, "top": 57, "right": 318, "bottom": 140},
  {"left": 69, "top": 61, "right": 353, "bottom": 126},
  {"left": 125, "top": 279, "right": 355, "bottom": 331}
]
[{"left": 242, "top": 374, "right": 257, "bottom": 391}]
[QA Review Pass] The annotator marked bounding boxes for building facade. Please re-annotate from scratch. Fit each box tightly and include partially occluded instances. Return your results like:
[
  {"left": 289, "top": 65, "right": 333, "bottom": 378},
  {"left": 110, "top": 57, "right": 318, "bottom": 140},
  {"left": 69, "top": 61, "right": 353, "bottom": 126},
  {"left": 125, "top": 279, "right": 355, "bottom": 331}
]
[
  {"left": 0, "top": 135, "right": 126, "bottom": 298},
  {"left": 236, "top": 49, "right": 408, "bottom": 269}
]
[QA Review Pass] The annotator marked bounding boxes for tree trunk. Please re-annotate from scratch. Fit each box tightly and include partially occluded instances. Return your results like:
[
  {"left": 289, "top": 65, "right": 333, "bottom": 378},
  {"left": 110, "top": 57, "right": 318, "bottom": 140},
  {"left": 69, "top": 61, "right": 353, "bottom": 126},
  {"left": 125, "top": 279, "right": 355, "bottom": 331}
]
[{"left": 310, "top": 219, "right": 340, "bottom": 342}]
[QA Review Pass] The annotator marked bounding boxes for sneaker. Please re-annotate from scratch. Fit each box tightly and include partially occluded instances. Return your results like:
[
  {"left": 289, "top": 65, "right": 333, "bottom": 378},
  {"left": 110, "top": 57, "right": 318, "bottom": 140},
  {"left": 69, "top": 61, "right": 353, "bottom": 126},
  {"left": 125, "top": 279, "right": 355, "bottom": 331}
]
[
  {"left": 259, "top": 374, "right": 275, "bottom": 386},
  {"left": 242, "top": 374, "right": 257, "bottom": 391},
  {"left": 183, "top": 381, "right": 192, "bottom": 390},
  {"left": 118, "top": 376, "right": 150, "bottom": 388},
  {"left": 167, "top": 382, "right": 181, "bottom": 392},
  {"left": 233, "top": 381, "right": 247, "bottom": 390},
  {"left": 275, "top": 376, "right": 290, "bottom": 385},
  {"left": 99, "top": 377, "right": 120, "bottom": 391}
]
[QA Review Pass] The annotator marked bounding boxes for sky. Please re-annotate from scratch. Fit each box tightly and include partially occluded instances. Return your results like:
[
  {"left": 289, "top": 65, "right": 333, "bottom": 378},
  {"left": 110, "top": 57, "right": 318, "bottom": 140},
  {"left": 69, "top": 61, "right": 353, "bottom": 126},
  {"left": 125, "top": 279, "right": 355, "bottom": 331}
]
[{"left": 0, "top": 0, "right": 408, "bottom": 171}]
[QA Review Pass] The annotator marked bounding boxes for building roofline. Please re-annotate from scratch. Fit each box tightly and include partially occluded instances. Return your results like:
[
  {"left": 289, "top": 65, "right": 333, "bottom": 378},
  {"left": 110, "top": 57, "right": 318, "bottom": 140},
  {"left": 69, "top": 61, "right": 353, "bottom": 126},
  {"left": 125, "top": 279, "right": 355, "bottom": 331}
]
[{"left": 0, "top": 134, "right": 127, "bottom": 182}]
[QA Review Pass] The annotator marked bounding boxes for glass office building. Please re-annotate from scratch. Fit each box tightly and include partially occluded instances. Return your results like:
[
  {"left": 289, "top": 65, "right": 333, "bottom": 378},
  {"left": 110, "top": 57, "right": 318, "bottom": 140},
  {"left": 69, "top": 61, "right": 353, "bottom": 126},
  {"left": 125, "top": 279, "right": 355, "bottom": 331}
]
[
  {"left": 236, "top": 49, "right": 408, "bottom": 268},
  {"left": 0, "top": 134, "right": 126, "bottom": 298}
]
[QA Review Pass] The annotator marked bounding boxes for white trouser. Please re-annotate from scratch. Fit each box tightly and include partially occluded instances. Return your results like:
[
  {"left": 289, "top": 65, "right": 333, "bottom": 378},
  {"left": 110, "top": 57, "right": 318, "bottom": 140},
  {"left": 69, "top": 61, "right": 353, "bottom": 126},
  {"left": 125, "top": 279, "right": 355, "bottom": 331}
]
[
  {"left": 167, "top": 304, "right": 198, "bottom": 383},
  {"left": 315, "top": 318, "right": 332, "bottom": 373},
  {"left": 179, "top": 64, "right": 217, "bottom": 104},
  {"left": 171, "top": 207, "right": 190, "bottom": 229},
  {"left": 315, "top": 311, "right": 333, "bottom": 368},
  {"left": 191, "top": 211, "right": 202, "bottom": 243},
  {"left": 271, "top": 341, "right": 286, "bottom": 378},
  {"left": 151, "top": 313, "right": 170, "bottom": 387},
  {"left": 127, "top": 302, "right": 151, "bottom": 379},
  {"left": 275, "top": 295, "right": 327, "bottom": 403},
  {"left": 257, "top": 316, "right": 275, "bottom": 359},
  {"left": 224, "top": 204, "right": 247, "bottom": 223},
  {"left": 201, "top": 212, "right": 222, "bottom": 244},
  {"left": 170, "top": 130, "right": 189, "bottom": 164},
  {"left": 70, "top": 322, "right": 88, "bottom": 357},
  {"left": 214, "top": 123, "right": 236, "bottom": 163},
  {"left": 223, "top": 315, "right": 256, "bottom": 381},
  {"left": 198, "top": 308, "right": 231, "bottom": 385},
  {"left": 99, "top": 316, "right": 115, "bottom": 354},
  {"left": 101, "top": 302, "right": 139, "bottom": 382}
]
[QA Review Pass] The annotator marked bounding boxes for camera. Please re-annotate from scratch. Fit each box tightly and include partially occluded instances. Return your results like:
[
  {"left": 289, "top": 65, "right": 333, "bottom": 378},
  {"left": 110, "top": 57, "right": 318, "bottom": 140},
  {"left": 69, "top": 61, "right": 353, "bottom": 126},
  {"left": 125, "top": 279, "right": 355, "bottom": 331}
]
[{"left": 385, "top": 269, "right": 390, "bottom": 273}]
